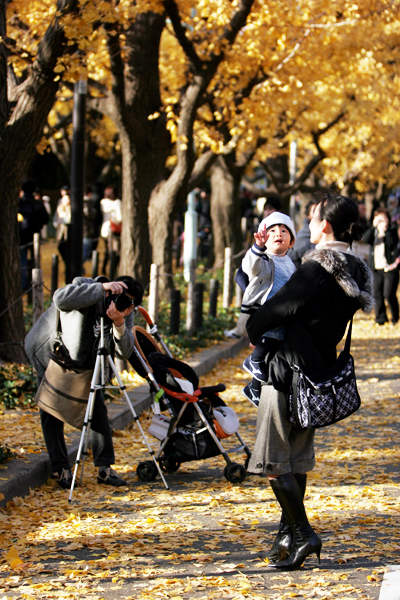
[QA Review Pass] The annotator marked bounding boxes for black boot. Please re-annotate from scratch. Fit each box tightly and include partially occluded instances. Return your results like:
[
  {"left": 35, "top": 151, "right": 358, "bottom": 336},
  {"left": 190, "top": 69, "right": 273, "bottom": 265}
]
[
  {"left": 266, "top": 473, "right": 307, "bottom": 562},
  {"left": 268, "top": 473, "right": 321, "bottom": 570}
]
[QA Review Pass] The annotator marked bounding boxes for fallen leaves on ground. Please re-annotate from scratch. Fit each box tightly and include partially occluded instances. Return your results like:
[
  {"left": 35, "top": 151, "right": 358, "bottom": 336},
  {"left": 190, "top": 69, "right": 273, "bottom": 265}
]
[{"left": 0, "top": 311, "right": 399, "bottom": 598}]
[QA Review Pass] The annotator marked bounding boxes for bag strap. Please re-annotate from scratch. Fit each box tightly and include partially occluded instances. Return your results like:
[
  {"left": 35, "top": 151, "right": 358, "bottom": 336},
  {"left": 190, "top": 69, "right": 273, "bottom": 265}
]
[
  {"left": 343, "top": 318, "right": 353, "bottom": 355},
  {"left": 53, "top": 309, "right": 64, "bottom": 354},
  {"left": 290, "top": 367, "right": 305, "bottom": 429}
]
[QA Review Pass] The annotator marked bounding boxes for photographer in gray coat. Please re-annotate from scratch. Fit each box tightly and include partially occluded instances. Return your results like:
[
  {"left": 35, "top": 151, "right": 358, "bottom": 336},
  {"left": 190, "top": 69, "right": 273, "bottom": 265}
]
[{"left": 25, "top": 276, "right": 143, "bottom": 489}]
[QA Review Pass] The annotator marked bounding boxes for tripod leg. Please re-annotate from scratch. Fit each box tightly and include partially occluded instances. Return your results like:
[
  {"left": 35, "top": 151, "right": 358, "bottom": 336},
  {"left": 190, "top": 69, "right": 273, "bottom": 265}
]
[
  {"left": 106, "top": 355, "right": 170, "bottom": 490},
  {"left": 79, "top": 387, "right": 97, "bottom": 485},
  {"left": 68, "top": 357, "right": 101, "bottom": 502}
]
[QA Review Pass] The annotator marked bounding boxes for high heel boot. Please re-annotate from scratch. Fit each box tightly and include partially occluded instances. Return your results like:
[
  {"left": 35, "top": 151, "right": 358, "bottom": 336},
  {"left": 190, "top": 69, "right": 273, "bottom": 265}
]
[
  {"left": 268, "top": 473, "right": 321, "bottom": 571},
  {"left": 266, "top": 473, "right": 307, "bottom": 562}
]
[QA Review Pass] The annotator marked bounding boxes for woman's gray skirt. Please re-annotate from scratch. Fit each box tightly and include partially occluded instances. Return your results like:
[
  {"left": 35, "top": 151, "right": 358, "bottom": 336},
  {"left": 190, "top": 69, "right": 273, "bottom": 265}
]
[{"left": 247, "top": 384, "right": 315, "bottom": 476}]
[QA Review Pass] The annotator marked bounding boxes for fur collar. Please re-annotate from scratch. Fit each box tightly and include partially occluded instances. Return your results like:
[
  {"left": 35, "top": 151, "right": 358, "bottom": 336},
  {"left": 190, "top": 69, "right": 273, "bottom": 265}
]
[{"left": 302, "top": 248, "right": 374, "bottom": 313}]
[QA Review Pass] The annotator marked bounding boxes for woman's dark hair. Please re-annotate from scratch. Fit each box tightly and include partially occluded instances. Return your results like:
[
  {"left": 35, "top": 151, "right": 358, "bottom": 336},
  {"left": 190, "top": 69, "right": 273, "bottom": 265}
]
[{"left": 316, "top": 189, "right": 364, "bottom": 244}]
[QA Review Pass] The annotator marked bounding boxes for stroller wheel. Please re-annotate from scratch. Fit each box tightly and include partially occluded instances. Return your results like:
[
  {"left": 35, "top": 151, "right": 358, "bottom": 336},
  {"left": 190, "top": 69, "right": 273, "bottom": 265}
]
[
  {"left": 224, "top": 463, "right": 246, "bottom": 484},
  {"left": 159, "top": 457, "right": 180, "bottom": 474},
  {"left": 136, "top": 460, "right": 158, "bottom": 482}
]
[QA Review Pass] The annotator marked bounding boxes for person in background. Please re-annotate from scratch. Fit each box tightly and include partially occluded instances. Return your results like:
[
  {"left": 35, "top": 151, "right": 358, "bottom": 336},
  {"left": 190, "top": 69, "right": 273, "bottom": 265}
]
[
  {"left": 54, "top": 185, "right": 71, "bottom": 267},
  {"left": 83, "top": 185, "right": 98, "bottom": 263},
  {"left": 363, "top": 208, "right": 400, "bottom": 325},
  {"left": 100, "top": 185, "right": 122, "bottom": 275},
  {"left": 40, "top": 194, "right": 52, "bottom": 240},
  {"left": 18, "top": 180, "right": 49, "bottom": 290},
  {"left": 262, "top": 194, "right": 283, "bottom": 219},
  {"left": 288, "top": 200, "right": 318, "bottom": 268}
]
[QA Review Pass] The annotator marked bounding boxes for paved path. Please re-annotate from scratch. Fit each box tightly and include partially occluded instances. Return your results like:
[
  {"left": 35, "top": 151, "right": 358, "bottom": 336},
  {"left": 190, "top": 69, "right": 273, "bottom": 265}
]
[{"left": 1, "top": 322, "right": 400, "bottom": 599}]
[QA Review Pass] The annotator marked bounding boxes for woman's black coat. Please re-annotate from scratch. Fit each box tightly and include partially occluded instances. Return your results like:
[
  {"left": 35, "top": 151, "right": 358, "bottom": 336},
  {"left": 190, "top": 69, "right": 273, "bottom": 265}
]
[{"left": 246, "top": 249, "right": 374, "bottom": 392}]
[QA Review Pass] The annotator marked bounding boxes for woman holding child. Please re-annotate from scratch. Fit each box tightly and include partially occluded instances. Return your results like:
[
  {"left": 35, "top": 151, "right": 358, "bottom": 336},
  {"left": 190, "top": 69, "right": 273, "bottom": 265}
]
[{"left": 245, "top": 190, "right": 373, "bottom": 570}]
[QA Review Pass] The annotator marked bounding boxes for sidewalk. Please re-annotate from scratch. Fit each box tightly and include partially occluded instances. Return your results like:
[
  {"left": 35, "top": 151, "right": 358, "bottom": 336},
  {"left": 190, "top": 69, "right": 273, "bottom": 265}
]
[
  {"left": 0, "top": 336, "right": 249, "bottom": 508},
  {"left": 1, "top": 318, "right": 400, "bottom": 599}
]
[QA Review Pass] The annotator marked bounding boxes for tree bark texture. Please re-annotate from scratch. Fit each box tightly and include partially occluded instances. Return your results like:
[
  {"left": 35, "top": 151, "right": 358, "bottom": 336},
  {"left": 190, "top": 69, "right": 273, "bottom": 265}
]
[
  {"left": 0, "top": 0, "right": 78, "bottom": 362},
  {"left": 210, "top": 154, "right": 244, "bottom": 269},
  {"left": 0, "top": 0, "right": 8, "bottom": 134},
  {"left": 103, "top": 12, "right": 170, "bottom": 288}
]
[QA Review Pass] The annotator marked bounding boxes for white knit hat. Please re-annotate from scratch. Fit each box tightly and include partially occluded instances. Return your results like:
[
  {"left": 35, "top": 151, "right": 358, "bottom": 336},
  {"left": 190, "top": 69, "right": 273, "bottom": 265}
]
[{"left": 258, "top": 212, "right": 296, "bottom": 240}]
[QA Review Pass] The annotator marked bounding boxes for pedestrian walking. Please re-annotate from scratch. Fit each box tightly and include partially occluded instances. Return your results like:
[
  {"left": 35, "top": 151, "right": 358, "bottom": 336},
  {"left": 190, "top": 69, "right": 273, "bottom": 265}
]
[
  {"left": 246, "top": 190, "right": 374, "bottom": 570},
  {"left": 363, "top": 208, "right": 400, "bottom": 325}
]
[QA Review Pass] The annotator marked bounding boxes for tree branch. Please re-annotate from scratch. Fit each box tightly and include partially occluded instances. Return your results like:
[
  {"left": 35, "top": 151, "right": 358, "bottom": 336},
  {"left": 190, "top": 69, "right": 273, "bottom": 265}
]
[
  {"left": 188, "top": 149, "right": 218, "bottom": 190},
  {"left": 104, "top": 25, "right": 126, "bottom": 117},
  {"left": 163, "top": 0, "right": 202, "bottom": 71}
]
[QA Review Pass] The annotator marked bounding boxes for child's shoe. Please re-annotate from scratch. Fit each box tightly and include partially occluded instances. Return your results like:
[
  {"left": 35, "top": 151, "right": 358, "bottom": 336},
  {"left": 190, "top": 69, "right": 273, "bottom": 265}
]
[
  {"left": 243, "top": 356, "right": 268, "bottom": 382},
  {"left": 242, "top": 383, "right": 260, "bottom": 407}
]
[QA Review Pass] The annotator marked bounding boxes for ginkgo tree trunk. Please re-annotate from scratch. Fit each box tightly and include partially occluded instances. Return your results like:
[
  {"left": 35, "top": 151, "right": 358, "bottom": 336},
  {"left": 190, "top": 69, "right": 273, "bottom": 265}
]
[{"left": 0, "top": 0, "right": 78, "bottom": 363}]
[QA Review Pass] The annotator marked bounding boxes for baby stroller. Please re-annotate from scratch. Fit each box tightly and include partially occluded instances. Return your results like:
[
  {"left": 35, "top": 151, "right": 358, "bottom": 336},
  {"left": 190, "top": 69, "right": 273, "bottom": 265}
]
[{"left": 129, "top": 306, "right": 251, "bottom": 487}]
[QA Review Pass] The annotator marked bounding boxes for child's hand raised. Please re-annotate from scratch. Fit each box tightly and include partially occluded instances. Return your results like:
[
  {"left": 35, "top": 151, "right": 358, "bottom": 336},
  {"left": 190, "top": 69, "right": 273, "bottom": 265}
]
[{"left": 254, "top": 224, "right": 268, "bottom": 247}]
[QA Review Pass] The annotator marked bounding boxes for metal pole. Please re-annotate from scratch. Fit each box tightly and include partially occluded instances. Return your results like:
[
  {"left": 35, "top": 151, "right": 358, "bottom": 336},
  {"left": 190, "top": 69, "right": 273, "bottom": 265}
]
[
  {"left": 91, "top": 250, "right": 99, "bottom": 279},
  {"left": 194, "top": 282, "right": 204, "bottom": 330},
  {"left": 170, "top": 288, "right": 181, "bottom": 335},
  {"left": 32, "top": 269, "right": 43, "bottom": 325},
  {"left": 51, "top": 254, "right": 59, "bottom": 296},
  {"left": 148, "top": 264, "right": 160, "bottom": 327},
  {"left": 33, "top": 233, "right": 41, "bottom": 269},
  {"left": 289, "top": 140, "right": 297, "bottom": 223},
  {"left": 209, "top": 278, "right": 219, "bottom": 317},
  {"left": 183, "top": 190, "right": 198, "bottom": 282},
  {"left": 222, "top": 247, "right": 233, "bottom": 309},
  {"left": 66, "top": 79, "right": 87, "bottom": 283},
  {"left": 186, "top": 258, "right": 196, "bottom": 333}
]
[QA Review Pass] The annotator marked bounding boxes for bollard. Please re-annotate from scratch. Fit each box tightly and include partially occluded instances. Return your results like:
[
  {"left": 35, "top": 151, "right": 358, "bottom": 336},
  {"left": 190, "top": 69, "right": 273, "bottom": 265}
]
[
  {"left": 27, "top": 256, "right": 33, "bottom": 304},
  {"left": 170, "top": 288, "right": 181, "bottom": 335},
  {"left": 91, "top": 250, "right": 99, "bottom": 279},
  {"left": 51, "top": 254, "right": 59, "bottom": 296},
  {"left": 209, "top": 278, "right": 219, "bottom": 317},
  {"left": 222, "top": 247, "right": 233, "bottom": 309},
  {"left": 148, "top": 263, "right": 160, "bottom": 327},
  {"left": 186, "top": 258, "right": 196, "bottom": 333},
  {"left": 33, "top": 233, "right": 41, "bottom": 269},
  {"left": 241, "top": 216, "right": 247, "bottom": 243},
  {"left": 32, "top": 268, "right": 43, "bottom": 325},
  {"left": 194, "top": 282, "right": 204, "bottom": 330}
]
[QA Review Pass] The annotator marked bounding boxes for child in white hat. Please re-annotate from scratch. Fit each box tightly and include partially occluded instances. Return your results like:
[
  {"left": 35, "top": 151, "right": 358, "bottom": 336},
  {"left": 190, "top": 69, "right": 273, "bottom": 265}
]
[{"left": 241, "top": 212, "right": 296, "bottom": 406}]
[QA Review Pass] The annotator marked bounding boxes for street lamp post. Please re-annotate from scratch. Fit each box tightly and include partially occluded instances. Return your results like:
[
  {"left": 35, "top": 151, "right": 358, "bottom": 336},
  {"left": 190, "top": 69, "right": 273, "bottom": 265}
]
[{"left": 66, "top": 79, "right": 87, "bottom": 283}]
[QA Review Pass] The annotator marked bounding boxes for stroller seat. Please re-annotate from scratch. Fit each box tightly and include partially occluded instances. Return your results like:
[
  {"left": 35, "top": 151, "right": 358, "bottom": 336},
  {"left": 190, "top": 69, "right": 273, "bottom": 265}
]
[{"left": 128, "top": 312, "right": 251, "bottom": 485}]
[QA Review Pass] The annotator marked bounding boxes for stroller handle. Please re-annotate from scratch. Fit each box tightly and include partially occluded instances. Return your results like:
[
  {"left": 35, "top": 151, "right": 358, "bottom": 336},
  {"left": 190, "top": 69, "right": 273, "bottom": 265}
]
[{"left": 137, "top": 306, "right": 154, "bottom": 326}]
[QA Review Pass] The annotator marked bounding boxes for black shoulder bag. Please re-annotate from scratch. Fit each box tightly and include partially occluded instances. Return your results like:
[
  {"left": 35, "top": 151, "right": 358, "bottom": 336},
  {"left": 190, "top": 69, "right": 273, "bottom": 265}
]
[{"left": 288, "top": 319, "right": 361, "bottom": 429}]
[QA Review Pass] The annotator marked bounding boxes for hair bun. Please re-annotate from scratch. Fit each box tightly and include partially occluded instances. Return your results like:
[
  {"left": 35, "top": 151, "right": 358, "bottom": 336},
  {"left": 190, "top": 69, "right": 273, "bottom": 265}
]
[{"left": 348, "top": 221, "right": 364, "bottom": 242}]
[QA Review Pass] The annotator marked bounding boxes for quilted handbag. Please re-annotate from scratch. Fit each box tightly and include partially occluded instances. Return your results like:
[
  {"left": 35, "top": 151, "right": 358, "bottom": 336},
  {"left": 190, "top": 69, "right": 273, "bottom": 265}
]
[{"left": 289, "top": 320, "right": 361, "bottom": 429}]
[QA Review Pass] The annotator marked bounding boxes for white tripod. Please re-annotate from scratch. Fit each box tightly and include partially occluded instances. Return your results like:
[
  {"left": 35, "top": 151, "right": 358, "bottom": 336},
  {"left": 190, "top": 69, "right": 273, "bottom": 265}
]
[{"left": 68, "top": 316, "right": 169, "bottom": 501}]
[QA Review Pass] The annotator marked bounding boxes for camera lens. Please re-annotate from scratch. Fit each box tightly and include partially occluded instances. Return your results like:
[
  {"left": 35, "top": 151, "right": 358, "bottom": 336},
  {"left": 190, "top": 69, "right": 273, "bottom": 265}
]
[{"left": 114, "top": 294, "right": 133, "bottom": 311}]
